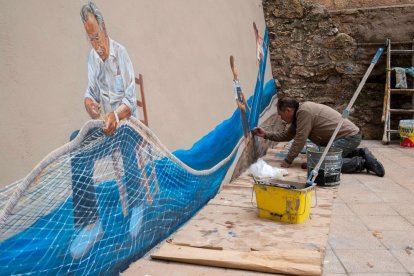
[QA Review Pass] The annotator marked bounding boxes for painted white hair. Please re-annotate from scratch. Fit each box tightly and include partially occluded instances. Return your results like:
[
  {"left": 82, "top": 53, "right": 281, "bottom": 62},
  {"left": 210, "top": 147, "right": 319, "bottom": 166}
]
[{"left": 80, "top": 1, "right": 106, "bottom": 32}]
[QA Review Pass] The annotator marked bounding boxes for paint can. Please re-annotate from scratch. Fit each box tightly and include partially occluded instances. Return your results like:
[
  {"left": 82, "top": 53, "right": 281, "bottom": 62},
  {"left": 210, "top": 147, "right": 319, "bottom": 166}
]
[
  {"left": 399, "top": 120, "right": 414, "bottom": 148},
  {"left": 307, "top": 147, "right": 342, "bottom": 186},
  {"left": 254, "top": 181, "right": 313, "bottom": 224}
]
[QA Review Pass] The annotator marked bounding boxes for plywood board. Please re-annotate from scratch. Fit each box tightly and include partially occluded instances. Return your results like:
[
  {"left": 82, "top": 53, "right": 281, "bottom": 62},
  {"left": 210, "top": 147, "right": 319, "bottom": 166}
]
[
  {"left": 162, "top": 204, "right": 332, "bottom": 252},
  {"left": 151, "top": 143, "right": 337, "bottom": 275}
]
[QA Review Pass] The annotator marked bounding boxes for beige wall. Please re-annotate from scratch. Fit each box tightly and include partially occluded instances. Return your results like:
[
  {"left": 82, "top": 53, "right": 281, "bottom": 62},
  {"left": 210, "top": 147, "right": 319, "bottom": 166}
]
[{"left": 0, "top": 0, "right": 272, "bottom": 187}]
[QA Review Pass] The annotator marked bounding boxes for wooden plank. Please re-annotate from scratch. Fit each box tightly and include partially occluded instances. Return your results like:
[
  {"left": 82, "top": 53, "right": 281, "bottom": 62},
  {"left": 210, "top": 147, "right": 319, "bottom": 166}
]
[{"left": 151, "top": 243, "right": 322, "bottom": 276}]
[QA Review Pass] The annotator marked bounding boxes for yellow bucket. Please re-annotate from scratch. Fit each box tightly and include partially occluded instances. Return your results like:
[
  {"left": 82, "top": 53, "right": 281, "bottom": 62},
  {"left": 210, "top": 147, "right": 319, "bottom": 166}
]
[
  {"left": 399, "top": 120, "right": 414, "bottom": 148},
  {"left": 254, "top": 180, "right": 313, "bottom": 224}
]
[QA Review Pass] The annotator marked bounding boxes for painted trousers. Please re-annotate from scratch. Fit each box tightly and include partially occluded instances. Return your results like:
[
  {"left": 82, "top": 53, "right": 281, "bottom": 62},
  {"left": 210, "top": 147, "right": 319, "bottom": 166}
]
[{"left": 70, "top": 125, "right": 143, "bottom": 228}]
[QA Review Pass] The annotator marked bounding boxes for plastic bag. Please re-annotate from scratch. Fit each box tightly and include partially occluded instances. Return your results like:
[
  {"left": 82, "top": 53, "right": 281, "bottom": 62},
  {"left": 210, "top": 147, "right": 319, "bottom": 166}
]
[
  {"left": 249, "top": 158, "right": 288, "bottom": 180},
  {"left": 394, "top": 67, "right": 407, "bottom": 89}
]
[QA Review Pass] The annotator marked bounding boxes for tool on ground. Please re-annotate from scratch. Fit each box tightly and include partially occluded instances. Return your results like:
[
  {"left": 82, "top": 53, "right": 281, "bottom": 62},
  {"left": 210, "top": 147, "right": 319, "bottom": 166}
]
[{"left": 306, "top": 47, "right": 384, "bottom": 186}]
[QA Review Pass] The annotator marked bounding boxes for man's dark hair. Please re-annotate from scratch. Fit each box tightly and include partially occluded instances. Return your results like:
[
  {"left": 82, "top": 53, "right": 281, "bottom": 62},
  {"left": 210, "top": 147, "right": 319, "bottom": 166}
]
[{"left": 277, "top": 97, "right": 299, "bottom": 112}]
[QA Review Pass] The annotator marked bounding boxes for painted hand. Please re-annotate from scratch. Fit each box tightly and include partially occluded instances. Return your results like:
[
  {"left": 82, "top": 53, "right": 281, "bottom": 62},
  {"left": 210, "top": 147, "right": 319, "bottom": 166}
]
[
  {"left": 86, "top": 99, "right": 101, "bottom": 119},
  {"left": 102, "top": 112, "right": 117, "bottom": 135}
]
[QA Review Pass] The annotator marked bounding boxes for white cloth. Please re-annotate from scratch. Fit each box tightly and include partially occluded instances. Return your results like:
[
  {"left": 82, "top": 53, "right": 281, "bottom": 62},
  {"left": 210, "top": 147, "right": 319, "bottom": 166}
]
[
  {"left": 249, "top": 159, "right": 288, "bottom": 180},
  {"left": 85, "top": 38, "right": 138, "bottom": 118}
]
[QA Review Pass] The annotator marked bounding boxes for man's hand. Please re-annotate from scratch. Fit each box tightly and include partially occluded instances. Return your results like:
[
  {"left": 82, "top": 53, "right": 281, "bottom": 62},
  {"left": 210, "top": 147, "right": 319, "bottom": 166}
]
[
  {"left": 102, "top": 112, "right": 117, "bottom": 135},
  {"left": 237, "top": 101, "right": 247, "bottom": 113},
  {"left": 280, "top": 160, "right": 291, "bottom": 168},
  {"left": 252, "top": 127, "right": 266, "bottom": 138},
  {"left": 85, "top": 98, "right": 101, "bottom": 119}
]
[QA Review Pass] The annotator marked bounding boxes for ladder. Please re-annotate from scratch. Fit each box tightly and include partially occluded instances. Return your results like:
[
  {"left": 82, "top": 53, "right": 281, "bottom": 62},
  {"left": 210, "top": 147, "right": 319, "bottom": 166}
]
[{"left": 382, "top": 39, "right": 414, "bottom": 144}]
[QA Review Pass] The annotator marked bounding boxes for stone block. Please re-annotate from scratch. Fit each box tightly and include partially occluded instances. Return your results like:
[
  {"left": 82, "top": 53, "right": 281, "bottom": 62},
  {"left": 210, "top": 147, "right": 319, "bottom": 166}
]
[{"left": 272, "top": 0, "right": 304, "bottom": 19}]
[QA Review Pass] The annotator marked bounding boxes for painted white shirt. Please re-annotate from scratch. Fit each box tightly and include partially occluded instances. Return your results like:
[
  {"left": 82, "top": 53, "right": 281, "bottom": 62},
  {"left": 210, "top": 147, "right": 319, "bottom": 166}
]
[{"left": 84, "top": 38, "right": 138, "bottom": 118}]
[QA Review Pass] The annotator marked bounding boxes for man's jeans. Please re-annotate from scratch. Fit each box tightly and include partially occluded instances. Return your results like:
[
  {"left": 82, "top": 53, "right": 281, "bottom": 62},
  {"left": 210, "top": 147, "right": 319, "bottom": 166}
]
[
  {"left": 331, "top": 134, "right": 364, "bottom": 173},
  {"left": 70, "top": 125, "right": 143, "bottom": 228}
]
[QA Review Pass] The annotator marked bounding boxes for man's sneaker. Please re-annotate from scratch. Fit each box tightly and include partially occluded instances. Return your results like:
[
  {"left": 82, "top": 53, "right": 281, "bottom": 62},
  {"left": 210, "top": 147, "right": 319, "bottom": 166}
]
[
  {"left": 129, "top": 205, "right": 144, "bottom": 239},
  {"left": 361, "top": 148, "right": 385, "bottom": 177},
  {"left": 70, "top": 221, "right": 104, "bottom": 259}
]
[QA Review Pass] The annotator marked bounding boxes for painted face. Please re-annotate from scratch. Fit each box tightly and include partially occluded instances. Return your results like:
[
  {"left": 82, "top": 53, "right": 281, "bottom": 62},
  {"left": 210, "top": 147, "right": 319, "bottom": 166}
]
[
  {"left": 278, "top": 107, "right": 294, "bottom": 124},
  {"left": 84, "top": 15, "right": 109, "bottom": 61}
]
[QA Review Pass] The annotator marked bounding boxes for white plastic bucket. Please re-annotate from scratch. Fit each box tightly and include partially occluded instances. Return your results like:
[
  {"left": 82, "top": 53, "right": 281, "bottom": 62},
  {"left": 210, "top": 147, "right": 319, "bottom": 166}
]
[{"left": 399, "top": 120, "right": 414, "bottom": 148}]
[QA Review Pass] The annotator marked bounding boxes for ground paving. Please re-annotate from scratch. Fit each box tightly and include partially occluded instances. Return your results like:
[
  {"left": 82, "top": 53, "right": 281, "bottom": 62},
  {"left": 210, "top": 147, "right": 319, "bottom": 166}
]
[{"left": 323, "top": 140, "right": 414, "bottom": 276}]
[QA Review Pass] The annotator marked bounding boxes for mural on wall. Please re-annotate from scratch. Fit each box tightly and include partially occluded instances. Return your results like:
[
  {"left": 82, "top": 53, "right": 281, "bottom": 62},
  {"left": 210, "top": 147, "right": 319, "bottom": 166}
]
[{"left": 0, "top": 2, "right": 276, "bottom": 274}]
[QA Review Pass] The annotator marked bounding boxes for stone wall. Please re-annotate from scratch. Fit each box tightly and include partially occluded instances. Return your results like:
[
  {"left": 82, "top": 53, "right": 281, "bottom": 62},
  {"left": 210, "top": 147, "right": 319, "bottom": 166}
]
[
  {"left": 307, "top": 0, "right": 414, "bottom": 10},
  {"left": 263, "top": 0, "right": 414, "bottom": 139},
  {"left": 331, "top": 5, "right": 414, "bottom": 134},
  {"left": 330, "top": 5, "right": 414, "bottom": 42}
]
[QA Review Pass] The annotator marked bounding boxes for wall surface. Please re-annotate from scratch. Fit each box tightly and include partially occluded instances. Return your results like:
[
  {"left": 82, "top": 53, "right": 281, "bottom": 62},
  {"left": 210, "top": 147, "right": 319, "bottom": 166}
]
[{"left": 0, "top": 0, "right": 272, "bottom": 187}]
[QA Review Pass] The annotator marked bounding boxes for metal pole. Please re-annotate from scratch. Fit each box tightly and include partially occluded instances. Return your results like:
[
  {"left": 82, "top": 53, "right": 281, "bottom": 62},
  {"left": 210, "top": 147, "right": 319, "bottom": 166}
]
[{"left": 306, "top": 47, "right": 384, "bottom": 186}]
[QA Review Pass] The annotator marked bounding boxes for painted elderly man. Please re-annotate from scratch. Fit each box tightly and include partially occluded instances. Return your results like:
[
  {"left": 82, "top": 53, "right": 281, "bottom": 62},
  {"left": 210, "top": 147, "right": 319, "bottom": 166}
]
[{"left": 70, "top": 2, "right": 143, "bottom": 259}]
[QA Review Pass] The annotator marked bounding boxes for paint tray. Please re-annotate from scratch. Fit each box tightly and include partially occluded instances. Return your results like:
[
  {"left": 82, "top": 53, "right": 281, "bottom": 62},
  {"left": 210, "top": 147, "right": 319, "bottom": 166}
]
[{"left": 253, "top": 178, "right": 314, "bottom": 224}]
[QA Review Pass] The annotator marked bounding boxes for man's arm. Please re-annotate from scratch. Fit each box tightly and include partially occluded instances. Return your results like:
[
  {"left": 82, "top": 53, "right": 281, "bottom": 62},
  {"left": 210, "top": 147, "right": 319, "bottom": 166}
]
[
  {"left": 84, "top": 97, "right": 101, "bottom": 119},
  {"left": 118, "top": 47, "right": 137, "bottom": 120},
  {"left": 84, "top": 52, "right": 101, "bottom": 119},
  {"left": 115, "top": 104, "right": 131, "bottom": 120},
  {"left": 253, "top": 125, "right": 295, "bottom": 142},
  {"left": 265, "top": 124, "right": 296, "bottom": 142},
  {"left": 284, "top": 110, "right": 312, "bottom": 165}
]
